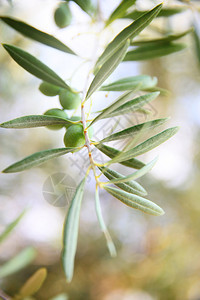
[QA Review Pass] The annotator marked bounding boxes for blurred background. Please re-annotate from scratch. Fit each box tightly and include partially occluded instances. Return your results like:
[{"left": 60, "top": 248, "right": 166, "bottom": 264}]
[{"left": 0, "top": 0, "right": 200, "bottom": 299}]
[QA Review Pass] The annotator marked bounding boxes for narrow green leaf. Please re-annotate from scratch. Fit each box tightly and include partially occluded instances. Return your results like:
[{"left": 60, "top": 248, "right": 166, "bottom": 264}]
[
  {"left": 94, "top": 4, "right": 162, "bottom": 71},
  {"left": 105, "top": 0, "right": 136, "bottom": 27},
  {"left": 0, "top": 16, "right": 76, "bottom": 55},
  {"left": 86, "top": 40, "right": 129, "bottom": 99},
  {"left": 104, "top": 92, "right": 159, "bottom": 118},
  {"left": 2, "top": 44, "right": 71, "bottom": 90},
  {"left": 62, "top": 178, "right": 86, "bottom": 283},
  {"left": 104, "top": 186, "right": 164, "bottom": 216},
  {"left": 71, "top": 0, "right": 96, "bottom": 16},
  {"left": 100, "top": 118, "right": 168, "bottom": 143},
  {"left": 0, "top": 115, "right": 78, "bottom": 129},
  {"left": 193, "top": 24, "right": 200, "bottom": 64},
  {"left": 0, "top": 247, "right": 36, "bottom": 279},
  {"left": 107, "top": 157, "right": 157, "bottom": 185},
  {"left": 50, "top": 294, "right": 68, "bottom": 300},
  {"left": 3, "top": 148, "right": 75, "bottom": 173},
  {"left": 99, "top": 167, "right": 147, "bottom": 196},
  {"left": 124, "top": 42, "right": 187, "bottom": 61},
  {"left": 131, "top": 29, "right": 193, "bottom": 46},
  {"left": 95, "top": 186, "right": 116, "bottom": 257},
  {"left": 100, "top": 75, "right": 157, "bottom": 91},
  {"left": 19, "top": 268, "right": 47, "bottom": 298},
  {"left": 143, "top": 86, "right": 170, "bottom": 97},
  {"left": 124, "top": 7, "right": 186, "bottom": 20},
  {"left": 95, "top": 143, "right": 145, "bottom": 169},
  {"left": 0, "top": 211, "right": 26, "bottom": 244},
  {"left": 89, "top": 90, "right": 139, "bottom": 127},
  {"left": 107, "top": 127, "right": 179, "bottom": 165}
]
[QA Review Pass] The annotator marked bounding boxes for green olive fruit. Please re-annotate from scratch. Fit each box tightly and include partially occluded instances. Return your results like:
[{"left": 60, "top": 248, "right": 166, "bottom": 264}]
[
  {"left": 39, "top": 81, "right": 60, "bottom": 97},
  {"left": 63, "top": 124, "right": 85, "bottom": 147},
  {"left": 59, "top": 89, "right": 81, "bottom": 110},
  {"left": 44, "top": 108, "right": 68, "bottom": 130},
  {"left": 54, "top": 3, "right": 72, "bottom": 28}
]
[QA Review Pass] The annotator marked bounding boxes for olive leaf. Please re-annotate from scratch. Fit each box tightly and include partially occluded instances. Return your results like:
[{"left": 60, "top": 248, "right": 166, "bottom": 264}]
[
  {"left": 106, "top": 127, "right": 179, "bottom": 166},
  {"left": 105, "top": 0, "right": 136, "bottom": 27},
  {"left": 94, "top": 4, "right": 162, "bottom": 72},
  {"left": 0, "top": 247, "right": 36, "bottom": 279},
  {"left": 106, "top": 157, "right": 158, "bottom": 185},
  {"left": 100, "top": 75, "right": 157, "bottom": 91},
  {"left": 104, "top": 186, "right": 164, "bottom": 216},
  {"left": 124, "top": 42, "right": 187, "bottom": 61},
  {"left": 3, "top": 148, "right": 75, "bottom": 173},
  {"left": 124, "top": 7, "right": 186, "bottom": 20},
  {"left": 3, "top": 44, "right": 71, "bottom": 90},
  {"left": 18, "top": 268, "right": 47, "bottom": 298},
  {"left": 131, "top": 29, "right": 193, "bottom": 46},
  {"left": 99, "top": 167, "right": 147, "bottom": 196},
  {"left": 86, "top": 40, "right": 130, "bottom": 99},
  {"left": 102, "top": 92, "right": 159, "bottom": 118},
  {"left": 0, "top": 115, "right": 78, "bottom": 129},
  {"left": 0, "top": 16, "right": 76, "bottom": 55},
  {"left": 0, "top": 211, "right": 26, "bottom": 244},
  {"left": 96, "top": 143, "right": 145, "bottom": 169},
  {"left": 100, "top": 118, "right": 168, "bottom": 143},
  {"left": 95, "top": 186, "right": 116, "bottom": 257},
  {"left": 62, "top": 178, "right": 86, "bottom": 283},
  {"left": 88, "top": 89, "right": 140, "bottom": 127}
]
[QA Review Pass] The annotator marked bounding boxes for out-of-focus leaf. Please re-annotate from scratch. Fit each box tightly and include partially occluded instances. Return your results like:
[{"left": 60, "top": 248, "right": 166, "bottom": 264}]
[
  {"left": 71, "top": 0, "right": 95, "bottom": 16},
  {"left": 99, "top": 167, "right": 147, "bottom": 196},
  {"left": 2, "top": 44, "right": 71, "bottom": 90},
  {"left": 50, "top": 294, "right": 68, "bottom": 300},
  {"left": 3, "top": 148, "right": 75, "bottom": 173},
  {"left": 107, "top": 127, "right": 179, "bottom": 165},
  {"left": 105, "top": 0, "right": 136, "bottom": 27},
  {"left": 89, "top": 90, "right": 139, "bottom": 127},
  {"left": 100, "top": 118, "right": 168, "bottom": 143},
  {"left": 19, "top": 268, "right": 47, "bottom": 298},
  {"left": 104, "top": 92, "right": 159, "bottom": 118},
  {"left": 95, "top": 144, "right": 145, "bottom": 169},
  {"left": 86, "top": 40, "right": 129, "bottom": 99},
  {"left": 193, "top": 24, "right": 200, "bottom": 64},
  {"left": 124, "top": 7, "right": 186, "bottom": 20},
  {"left": 131, "top": 29, "right": 193, "bottom": 46},
  {"left": 62, "top": 178, "right": 86, "bottom": 283},
  {"left": 94, "top": 4, "right": 162, "bottom": 72},
  {"left": 107, "top": 157, "right": 157, "bottom": 185},
  {"left": 100, "top": 75, "right": 157, "bottom": 91},
  {"left": 104, "top": 186, "right": 164, "bottom": 216},
  {"left": 0, "top": 247, "right": 36, "bottom": 279},
  {"left": 95, "top": 186, "right": 116, "bottom": 256},
  {"left": 124, "top": 42, "right": 187, "bottom": 61},
  {"left": 0, "top": 17, "right": 76, "bottom": 55},
  {"left": 0, "top": 211, "right": 25, "bottom": 244},
  {"left": 0, "top": 115, "right": 77, "bottom": 129},
  {"left": 143, "top": 86, "right": 170, "bottom": 97}
]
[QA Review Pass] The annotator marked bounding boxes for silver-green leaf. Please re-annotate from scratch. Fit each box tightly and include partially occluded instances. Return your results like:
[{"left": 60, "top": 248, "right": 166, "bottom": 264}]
[
  {"left": 99, "top": 167, "right": 147, "bottom": 196},
  {"left": 0, "top": 16, "right": 76, "bottom": 55},
  {"left": 0, "top": 115, "right": 78, "bottom": 129},
  {"left": 104, "top": 186, "right": 164, "bottom": 216},
  {"left": 94, "top": 4, "right": 162, "bottom": 72},
  {"left": 3, "top": 148, "right": 75, "bottom": 173},
  {"left": 107, "top": 127, "right": 179, "bottom": 165},
  {"left": 95, "top": 186, "right": 116, "bottom": 257},
  {"left": 3, "top": 44, "right": 71, "bottom": 90},
  {"left": 62, "top": 178, "right": 86, "bottom": 283},
  {"left": 86, "top": 40, "right": 129, "bottom": 99},
  {"left": 100, "top": 118, "right": 168, "bottom": 143},
  {"left": 124, "top": 42, "right": 187, "bottom": 61},
  {"left": 95, "top": 143, "right": 145, "bottom": 169},
  {"left": 100, "top": 75, "right": 157, "bottom": 91}
]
